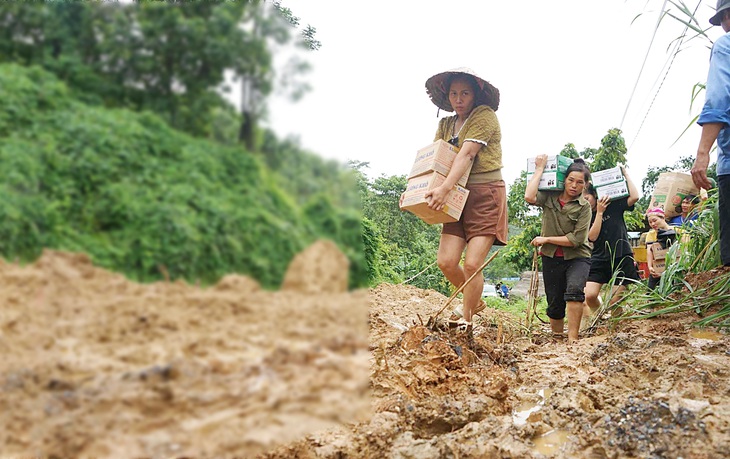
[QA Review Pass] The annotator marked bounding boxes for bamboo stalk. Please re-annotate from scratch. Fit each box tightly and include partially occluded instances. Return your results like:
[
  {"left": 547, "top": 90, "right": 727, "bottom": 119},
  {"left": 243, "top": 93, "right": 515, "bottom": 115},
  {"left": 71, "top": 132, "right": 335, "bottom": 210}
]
[
  {"left": 527, "top": 250, "right": 547, "bottom": 325},
  {"left": 401, "top": 261, "right": 437, "bottom": 285},
  {"left": 526, "top": 251, "right": 537, "bottom": 327}
]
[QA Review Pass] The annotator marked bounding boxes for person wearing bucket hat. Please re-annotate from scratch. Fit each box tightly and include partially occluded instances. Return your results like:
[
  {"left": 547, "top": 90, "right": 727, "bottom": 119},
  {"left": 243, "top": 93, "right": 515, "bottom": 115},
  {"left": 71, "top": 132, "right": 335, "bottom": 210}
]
[
  {"left": 710, "top": 0, "right": 730, "bottom": 26},
  {"left": 420, "top": 68, "right": 508, "bottom": 332},
  {"left": 692, "top": 0, "right": 730, "bottom": 267}
]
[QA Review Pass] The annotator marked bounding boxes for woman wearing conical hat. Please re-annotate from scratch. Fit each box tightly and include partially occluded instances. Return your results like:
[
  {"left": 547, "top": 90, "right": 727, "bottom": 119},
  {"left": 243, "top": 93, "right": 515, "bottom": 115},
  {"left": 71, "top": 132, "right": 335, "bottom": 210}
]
[{"left": 423, "top": 68, "right": 508, "bottom": 332}]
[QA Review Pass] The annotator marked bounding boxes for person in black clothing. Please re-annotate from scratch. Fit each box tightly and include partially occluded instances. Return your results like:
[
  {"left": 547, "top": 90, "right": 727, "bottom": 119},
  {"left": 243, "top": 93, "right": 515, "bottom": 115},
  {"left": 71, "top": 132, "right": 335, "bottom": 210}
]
[{"left": 583, "top": 166, "right": 641, "bottom": 315}]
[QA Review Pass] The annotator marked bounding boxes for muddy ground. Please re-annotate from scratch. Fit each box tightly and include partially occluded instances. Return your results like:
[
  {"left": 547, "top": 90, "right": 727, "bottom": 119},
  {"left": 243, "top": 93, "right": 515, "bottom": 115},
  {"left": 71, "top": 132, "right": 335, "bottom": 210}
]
[
  {"left": 1, "top": 246, "right": 729, "bottom": 458},
  {"left": 264, "top": 278, "right": 730, "bottom": 459},
  {"left": 0, "top": 242, "right": 370, "bottom": 458}
]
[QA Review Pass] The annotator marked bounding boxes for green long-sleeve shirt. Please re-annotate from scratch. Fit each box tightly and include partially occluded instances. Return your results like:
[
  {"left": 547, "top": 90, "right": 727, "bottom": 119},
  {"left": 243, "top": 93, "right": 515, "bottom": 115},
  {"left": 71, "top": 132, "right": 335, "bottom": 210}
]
[{"left": 535, "top": 191, "right": 592, "bottom": 259}]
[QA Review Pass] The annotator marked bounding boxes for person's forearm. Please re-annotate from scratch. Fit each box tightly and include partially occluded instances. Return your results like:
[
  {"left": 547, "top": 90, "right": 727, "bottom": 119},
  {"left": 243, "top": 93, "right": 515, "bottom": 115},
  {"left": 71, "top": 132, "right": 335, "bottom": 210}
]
[
  {"left": 525, "top": 167, "right": 543, "bottom": 204},
  {"left": 588, "top": 215, "right": 603, "bottom": 242},
  {"left": 441, "top": 153, "right": 473, "bottom": 189},
  {"left": 692, "top": 123, "right": 722, "bottom": 190},
  {"left": 698, "top": 123, "right": 723, "bottom": 155}
]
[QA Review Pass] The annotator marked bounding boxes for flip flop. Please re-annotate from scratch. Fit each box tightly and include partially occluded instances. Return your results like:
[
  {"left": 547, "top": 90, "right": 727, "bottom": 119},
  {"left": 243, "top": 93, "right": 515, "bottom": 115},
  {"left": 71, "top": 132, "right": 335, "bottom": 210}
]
[
  {"left": 447, "top": 318, "right": 473, "bottom": 333},
  {"left": 449, "top": 299, "right": 487, "bottom": 320}
]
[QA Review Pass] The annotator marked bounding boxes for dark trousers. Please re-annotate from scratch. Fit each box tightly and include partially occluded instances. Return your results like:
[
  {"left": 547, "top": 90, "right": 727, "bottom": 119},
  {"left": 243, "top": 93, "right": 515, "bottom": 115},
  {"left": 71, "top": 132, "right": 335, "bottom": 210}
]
[
  {"left": 541, "top": 256, "right": 591, "bottom": 320},
  {"left": 720, "top": 174, "right": 730, "bottom": 266},
  {"left": 647, "top": 274, "right": 661, "bottom": 290}
]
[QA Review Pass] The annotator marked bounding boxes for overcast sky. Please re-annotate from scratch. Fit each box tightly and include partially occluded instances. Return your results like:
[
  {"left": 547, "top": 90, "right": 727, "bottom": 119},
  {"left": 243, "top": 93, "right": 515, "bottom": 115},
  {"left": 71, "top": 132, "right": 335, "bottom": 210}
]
[{"left": 262, "top": 1, "right": 724, "bottom": 192}]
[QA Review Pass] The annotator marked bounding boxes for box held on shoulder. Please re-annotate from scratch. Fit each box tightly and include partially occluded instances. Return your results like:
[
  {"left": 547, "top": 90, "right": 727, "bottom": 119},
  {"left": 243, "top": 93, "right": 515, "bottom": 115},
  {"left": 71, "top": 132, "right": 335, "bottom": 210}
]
[
  {"left": 527, "top": 171, "right": 565, "bottom": 191},
  {"left": 649, "top": 172, "right": 699, "bottom": 219},
  {"left": 591, "top": 166, "right": 624, "bottom": 187},
  {"left": 526, "top": 155, "right": 573, "bottom": 174}
]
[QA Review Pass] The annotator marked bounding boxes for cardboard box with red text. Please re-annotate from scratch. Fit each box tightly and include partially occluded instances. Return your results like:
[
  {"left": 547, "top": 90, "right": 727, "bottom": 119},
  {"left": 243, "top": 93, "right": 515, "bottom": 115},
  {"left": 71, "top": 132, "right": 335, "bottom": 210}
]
[
  {"left": 400, "top": 171, "right": 469, "bottom": 224},
  {"left": 409, "top": 139, "right": 471, "bottom": 187}
]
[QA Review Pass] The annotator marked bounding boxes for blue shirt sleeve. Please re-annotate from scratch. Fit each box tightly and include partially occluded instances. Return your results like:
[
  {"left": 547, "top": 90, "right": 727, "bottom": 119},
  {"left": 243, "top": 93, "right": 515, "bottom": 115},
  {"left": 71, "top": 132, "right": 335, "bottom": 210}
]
[
  {"left": 698, "top": 34, "right": 730, "bottom": 127},
  {"left": 668, "top": 215, "right": 683, "bottom": 226}
]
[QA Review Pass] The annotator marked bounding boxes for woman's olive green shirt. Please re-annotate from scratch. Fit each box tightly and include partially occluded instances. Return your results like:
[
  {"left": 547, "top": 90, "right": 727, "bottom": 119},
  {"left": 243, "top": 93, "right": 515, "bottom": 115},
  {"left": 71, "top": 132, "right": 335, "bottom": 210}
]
[
  {"left": 434, "top": 105, "right": 502, "bottom": 182},
  {"left": 534, "top": 190, "right": 592, "bottom": 259}
]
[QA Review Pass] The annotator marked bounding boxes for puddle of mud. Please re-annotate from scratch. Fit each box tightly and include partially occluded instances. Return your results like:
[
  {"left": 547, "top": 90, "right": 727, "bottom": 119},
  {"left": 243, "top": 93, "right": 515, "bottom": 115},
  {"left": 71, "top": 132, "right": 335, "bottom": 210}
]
[
  {"left": 532, "top": 429, "right": 571, "bottom": 456},
  {"left": 689, "top": 329, "right": 724, "bottom": 341},
  {"left": 513, "top": 388, "right": 551, "bottom": 426}
]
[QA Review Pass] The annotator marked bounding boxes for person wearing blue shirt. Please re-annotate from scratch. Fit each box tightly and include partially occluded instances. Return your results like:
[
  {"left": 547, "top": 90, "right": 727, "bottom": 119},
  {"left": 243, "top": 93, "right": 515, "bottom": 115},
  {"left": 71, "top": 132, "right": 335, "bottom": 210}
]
[
  {"left": 692, "top": 0, "right": 730, "bottom": 267},
  {"left": 667, "top": 194, "right": 700, "bottom": 227},
  {"left": 500, "top": 283, "right": 509, "bottom": 299}
]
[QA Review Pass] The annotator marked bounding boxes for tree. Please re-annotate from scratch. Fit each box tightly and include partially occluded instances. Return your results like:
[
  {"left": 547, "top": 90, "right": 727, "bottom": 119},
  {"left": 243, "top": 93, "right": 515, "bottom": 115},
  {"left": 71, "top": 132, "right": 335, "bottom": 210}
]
[
  {"left": 502, "top": 171, "right": 541, "bottom": 273},
  {"left": 559, "top": 143, "right": 580, "bottom": 159},
  {"left": 583, "top": 128, "right": 628, "bottom": 172},
  {"left": 0, "top": 1, "right": 318, "bottom": 141},
  {"left": 235, "top": 1, "right": 319, "bottom": 149}
]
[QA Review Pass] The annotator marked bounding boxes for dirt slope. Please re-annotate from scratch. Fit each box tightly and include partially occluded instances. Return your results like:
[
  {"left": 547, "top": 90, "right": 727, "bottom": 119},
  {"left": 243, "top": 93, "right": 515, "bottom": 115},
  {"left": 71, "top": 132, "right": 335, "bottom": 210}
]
[
  {"left": 0, "top": 244, "right": 370, "bottom": 458},
  {"left": 263, "top": 282, "right": 730, "bottom": 459},
  {"left": 1, "top": 248, "right": 728, "bottom": 458}
]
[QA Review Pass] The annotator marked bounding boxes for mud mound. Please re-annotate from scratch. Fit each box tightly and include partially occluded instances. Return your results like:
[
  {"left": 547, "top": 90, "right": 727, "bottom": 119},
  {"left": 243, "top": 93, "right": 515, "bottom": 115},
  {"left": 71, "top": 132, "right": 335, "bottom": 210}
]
[
  {"left": 0, "top": 244, "right": 369, "bottom": 458},
  {"left": 263, "top": 282, "right": 730, "bottom": 459},
  {"left": 212, "top": 273, "right": 261, "bottom": 293},
  {"left": 281, "top": 239, "right": 349, "bottom": 293}
]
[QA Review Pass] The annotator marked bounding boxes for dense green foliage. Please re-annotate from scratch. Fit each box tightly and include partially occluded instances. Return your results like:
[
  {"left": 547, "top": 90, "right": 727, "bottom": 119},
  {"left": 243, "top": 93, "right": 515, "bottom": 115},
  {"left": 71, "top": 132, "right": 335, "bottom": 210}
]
[
  {"left": 616, "top": 190, "right": 728, "bottom": 329},
  {"left": 0, "top": 63, "right": 364, "bottom": 288},
  {"left": 0, "top": 1, "right": 317, "bottom": 145},
  {"left": 353, "top": 166, "right": 451, "bottom": 294}
]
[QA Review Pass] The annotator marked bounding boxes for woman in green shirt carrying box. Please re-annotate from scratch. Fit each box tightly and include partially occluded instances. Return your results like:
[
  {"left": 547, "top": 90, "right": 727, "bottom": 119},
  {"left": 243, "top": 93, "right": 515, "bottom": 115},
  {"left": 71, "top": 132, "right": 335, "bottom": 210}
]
[{"left": 525, "top": 155, "right": 593, "bottom": 343}]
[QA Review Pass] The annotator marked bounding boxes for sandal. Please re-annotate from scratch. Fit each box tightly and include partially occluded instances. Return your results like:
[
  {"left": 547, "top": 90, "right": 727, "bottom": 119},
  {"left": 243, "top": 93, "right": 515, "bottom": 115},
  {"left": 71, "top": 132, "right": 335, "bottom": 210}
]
[
  {"left": 449, "top": 300, "right": 487, "bottom": 321},
  {"left": 447, "top": 318, "right": 473, "bottom": 333}
]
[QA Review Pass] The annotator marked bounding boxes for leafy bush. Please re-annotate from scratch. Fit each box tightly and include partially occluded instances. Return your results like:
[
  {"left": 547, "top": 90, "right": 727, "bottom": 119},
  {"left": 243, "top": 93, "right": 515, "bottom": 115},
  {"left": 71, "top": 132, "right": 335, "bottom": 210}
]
[{"left": 0, "top": 63, "right": 365, "bottom": 288}]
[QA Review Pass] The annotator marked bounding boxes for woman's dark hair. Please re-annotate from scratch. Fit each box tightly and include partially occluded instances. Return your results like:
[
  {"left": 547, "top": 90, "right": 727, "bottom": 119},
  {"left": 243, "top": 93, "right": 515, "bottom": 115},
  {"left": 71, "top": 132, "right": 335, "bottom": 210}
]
[
  {"left": 684, "top": 194, "right": 700, "bottom": 204},
  {"left": 566, "top": 158, "right": 591, "bottom": 182},
  {"left": 584, "top": 182, "right": 598, "bottom": 199}
]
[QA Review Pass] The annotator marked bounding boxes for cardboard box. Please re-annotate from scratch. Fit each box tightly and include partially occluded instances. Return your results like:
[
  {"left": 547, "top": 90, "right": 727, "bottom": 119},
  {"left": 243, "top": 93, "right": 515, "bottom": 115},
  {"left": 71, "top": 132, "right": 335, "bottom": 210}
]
[
  {"left": 596, "top": 179, "right": 629, "bottom": 201},
  {"left": 400, "top": 171, "right": 470, "bottom": 224},
  {"left": 591, "top": 166, "right": 624, "bottom": 187},
  {"left": 649, "top": 242, "right": 670, "bottom": 275},
  {"left": 649, "top": 172, "right": 699, "bottom": 219},
  {"left": 526, "top": 155, "right": 573, "bottom": 174},
  {"left": 409, "top": 139, "right": 471, "bottom": 187},
  {"left": 527, "top": 171, "right": 565, "bottom": 190}
]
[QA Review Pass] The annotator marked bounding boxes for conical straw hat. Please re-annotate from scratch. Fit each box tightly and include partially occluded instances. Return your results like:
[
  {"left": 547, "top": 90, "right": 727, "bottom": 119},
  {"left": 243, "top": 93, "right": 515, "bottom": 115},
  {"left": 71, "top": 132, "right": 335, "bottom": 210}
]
[{"left": 425, "top": 67, "right": 500, "bottom": 112}]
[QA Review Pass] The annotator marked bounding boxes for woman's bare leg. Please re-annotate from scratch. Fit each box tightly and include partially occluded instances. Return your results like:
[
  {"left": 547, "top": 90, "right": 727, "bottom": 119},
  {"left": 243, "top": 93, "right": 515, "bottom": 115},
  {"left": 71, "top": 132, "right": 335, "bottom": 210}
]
[{"left": 461, "top": 235, "right": 496, "bottom": 322}]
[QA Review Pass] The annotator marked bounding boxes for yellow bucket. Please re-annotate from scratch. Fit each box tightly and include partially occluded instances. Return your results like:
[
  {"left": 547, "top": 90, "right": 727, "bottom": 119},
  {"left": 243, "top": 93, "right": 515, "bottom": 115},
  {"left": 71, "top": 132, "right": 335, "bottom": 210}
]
[{"left": 633, "top": 246, "right": 647, "bottom": 263}]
